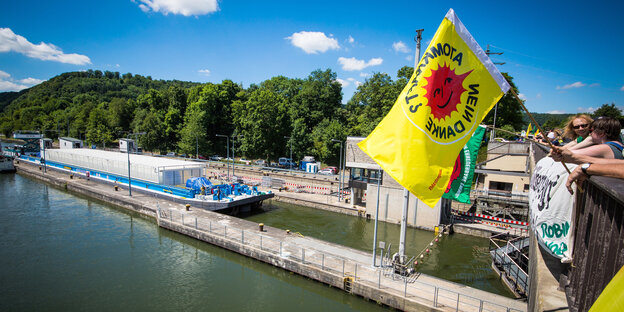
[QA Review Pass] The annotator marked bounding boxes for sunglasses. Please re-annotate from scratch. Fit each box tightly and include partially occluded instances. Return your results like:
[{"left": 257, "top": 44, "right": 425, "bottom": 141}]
[{"left": 573, "top": 124, "right": 588, "bottom": 129}]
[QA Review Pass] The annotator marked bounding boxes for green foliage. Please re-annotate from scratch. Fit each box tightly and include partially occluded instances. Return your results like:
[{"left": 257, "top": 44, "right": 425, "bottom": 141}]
[
  {"left": 482, "top": 73, "right": 524, "bottom": 131},
  {"left": 592, "top": 103, "right": 622, "bottom": 119}
]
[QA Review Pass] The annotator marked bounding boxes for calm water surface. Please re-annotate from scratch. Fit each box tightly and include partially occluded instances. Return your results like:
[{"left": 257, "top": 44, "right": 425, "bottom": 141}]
[
  {"left": 245, "top": 200, "right": 514, "bottom": 297},
  {"left": 0, "top": 173, "right": 386, "bottom": 311}
]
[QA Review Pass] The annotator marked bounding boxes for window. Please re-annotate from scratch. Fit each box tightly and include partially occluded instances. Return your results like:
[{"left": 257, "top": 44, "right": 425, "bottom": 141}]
[{"left": 350, "top": 168, "right": 382, "bottom": 184}]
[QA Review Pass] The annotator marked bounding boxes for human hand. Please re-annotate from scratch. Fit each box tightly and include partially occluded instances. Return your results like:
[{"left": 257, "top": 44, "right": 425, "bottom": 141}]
[{"left": 566, "top": 166, "right": 587, "bottom": 195}]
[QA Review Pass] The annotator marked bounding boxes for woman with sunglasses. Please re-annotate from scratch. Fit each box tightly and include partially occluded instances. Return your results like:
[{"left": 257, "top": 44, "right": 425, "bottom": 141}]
[
  {"left": 553, "top": 116, "right": 623, "bottom": 162},
  {"left": 562, "top": 114, "right": 593, "bottom": 149}
]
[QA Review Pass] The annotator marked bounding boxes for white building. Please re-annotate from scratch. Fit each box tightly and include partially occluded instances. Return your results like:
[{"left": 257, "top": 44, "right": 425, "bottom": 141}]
[
  {"left": 119, "top": 138, "right": 137, "bottom": 153},
  {"left": 59, "top": 137, "right": 83, "bottom": 149}
]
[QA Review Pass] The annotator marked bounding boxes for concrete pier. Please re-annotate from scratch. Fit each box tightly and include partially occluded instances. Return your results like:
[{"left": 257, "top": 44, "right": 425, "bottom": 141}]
[{"left": 14, "top": 161, "right": 526, "bottom": 312}]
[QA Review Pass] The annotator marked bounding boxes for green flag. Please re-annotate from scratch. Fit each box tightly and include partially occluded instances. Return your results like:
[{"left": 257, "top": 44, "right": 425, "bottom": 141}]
[{"left": 442, "top": 125, "right": 485, "bottom": 204}]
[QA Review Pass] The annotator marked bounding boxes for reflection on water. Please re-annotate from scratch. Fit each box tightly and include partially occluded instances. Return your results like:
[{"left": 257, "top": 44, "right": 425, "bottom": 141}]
[
  {"left": 243, "top": 200, "right": 514, "bottom": 297},
  {"left": 0, "top": 174, "right": 385, "bottom": 311}
]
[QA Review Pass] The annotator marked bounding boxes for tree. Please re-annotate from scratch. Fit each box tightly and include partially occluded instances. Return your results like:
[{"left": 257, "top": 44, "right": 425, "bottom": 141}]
[
  {"left": 346, "top": 72, "right": 402, "bottom": 136},
  {"left": 482, "top": 73, "right": 524, "bottom": 131},
  {"left": 592, "top": 103, "right": 622, "bottom": 119},
  {"left": 309, "top": 118, "right": 347, "bottom": 165},
  {"left": 232, "top": 88, "right": 289, "bottom": 160}
]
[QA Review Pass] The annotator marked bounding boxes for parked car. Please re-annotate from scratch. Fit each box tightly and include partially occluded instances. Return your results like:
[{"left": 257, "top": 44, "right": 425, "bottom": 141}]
[
  {"left": 318, "top": 168, "right": 334, "bottom": 175},
  {"left": 255, "top": 159, "right": 267, "bottom": 166},
  {"left": 320, "top": 166, "right": 338, "bottom": 175},
  {"left": 197, "top": 155, "right": 207, "bottom": 160},
  {"left": 166, "top": 152, "right": 176, "bottom": 157},
  {"left": 210, "top": 155, "right": 222, "bottom": 161},
  {"left": 278, "top": 157, "right": 296, "bottom": 168}
]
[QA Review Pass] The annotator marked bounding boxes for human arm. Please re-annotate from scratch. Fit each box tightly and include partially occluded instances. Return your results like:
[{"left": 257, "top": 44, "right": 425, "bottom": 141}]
[
  {"left": 566, "top": 161, "right": 624, "bottom": 194},
  {"left": 568, "top": 136, "right": 595, "bottom": 151}
]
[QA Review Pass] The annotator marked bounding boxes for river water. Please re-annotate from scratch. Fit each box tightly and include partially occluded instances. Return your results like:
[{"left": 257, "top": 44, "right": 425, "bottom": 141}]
[
  {"left": 245, "top": 201, "right": 513, "bottom": 297},
  {"left": 0, "top": 173, "right": 386, "bottom": 311},
  {"left": 0, "top": 171, "right": 512, "bottom": 311}
]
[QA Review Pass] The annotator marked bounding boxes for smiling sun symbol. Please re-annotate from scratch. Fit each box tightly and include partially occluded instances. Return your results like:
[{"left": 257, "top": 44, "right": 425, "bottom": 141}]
[{"left": 423, "top": 63, "right": 472, "bottom": 120}]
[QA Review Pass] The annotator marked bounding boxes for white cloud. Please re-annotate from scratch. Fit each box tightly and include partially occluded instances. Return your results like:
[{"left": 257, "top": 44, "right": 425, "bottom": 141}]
[
  {"left": 0, "top": 70, "right": 9, "bottom": 79},
  {"left": 0, "top": 80, "right": 28, "bottom": 92},
  {"left": 577, "top": 106, "right": 596, "bottom": 113},
  {"left": 556, "top": 81, "right": 586, "bottom": 90},
  {"left": 135, "top": 0, "right": 219, "bottom": 16},
  {"left": 336, "top": 78, "right": 349, "bottom": 87},
  {"left": 518, "top": 93, "right": 527, "bottom": 101},
  {"left": 198, "top": 69, "right": 211, "bottom": 76},
  {"left": 359, "top": 72, "right": 370, "bottom": 78},
  {"left": 338, "top": 57, "right": 383, "bottom": 71},
  {"left": 589, "top": 83, "right": 599, "bottom": 87},
  {"left": 405, "top": 55, "right": 413, "bottom": 62},
  {"left": 536, "top": 93, "right": 542, "bottom": 99},
  {"left": 392, "top": 41, "right": 410, "bottom": 53},
  {"left": 620, "top": 85, "right": 624, "bottom": 91},
  {"left": 0, "top": 28, "right": 90, "bottom": 65},
  {"left": 547, "top": 110, "right": 568, "bottom": 114},
  {"left": 286, "top": 31, "right": 340, "bottom": 54},
  {"left": 348, "top": 36, "right": 354, "bottom": 44},
  {"left": 20, "top": 77, "right": 44, "bottom": 85}
]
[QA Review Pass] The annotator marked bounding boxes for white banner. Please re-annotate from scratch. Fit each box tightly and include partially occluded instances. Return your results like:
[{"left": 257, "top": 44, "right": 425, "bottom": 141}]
[{"left": 529, "top": 157, "right": 576, "bottom": 261}]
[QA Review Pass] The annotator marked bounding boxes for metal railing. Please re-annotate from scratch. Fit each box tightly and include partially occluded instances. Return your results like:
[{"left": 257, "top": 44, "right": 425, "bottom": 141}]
[
  {"left": 158, "top": 207, "right": 524, "bottom": 312},
  {"left": 490, "top": 234, "right": 529, "bottom": 296}
]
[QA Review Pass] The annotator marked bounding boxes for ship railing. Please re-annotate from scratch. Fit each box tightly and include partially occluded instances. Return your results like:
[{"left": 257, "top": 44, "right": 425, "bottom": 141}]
[{"left": 157, "top": 207, "right": 525, "bottom": 312}]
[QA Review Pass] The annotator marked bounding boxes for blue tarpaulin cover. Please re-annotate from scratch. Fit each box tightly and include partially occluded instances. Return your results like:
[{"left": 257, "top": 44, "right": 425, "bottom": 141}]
[{"left": 186, "top": 177, "right": 213, "bottom": 192}]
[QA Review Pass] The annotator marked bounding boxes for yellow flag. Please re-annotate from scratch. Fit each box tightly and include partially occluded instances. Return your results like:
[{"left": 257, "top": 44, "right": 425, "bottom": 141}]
[
  {"left": 526, "top": 124, "right": 532, "bottom": 137},
  {"left": 358, "top": 8, "right": 510, "bottom": 208}
]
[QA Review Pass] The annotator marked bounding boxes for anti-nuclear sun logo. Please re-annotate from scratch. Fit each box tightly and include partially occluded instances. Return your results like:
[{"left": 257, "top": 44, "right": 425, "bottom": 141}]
[{"left": 423, "top": 63, "right": 472, "bottom": 120}]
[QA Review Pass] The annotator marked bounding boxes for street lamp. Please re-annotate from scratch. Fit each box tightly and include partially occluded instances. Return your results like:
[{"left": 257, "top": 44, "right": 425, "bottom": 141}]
[
  {"left": 232, "top": 135, "right": 243, "bottom": 178},
  {"left": 195, "top": 134, "right": 199, "bottom": 159},
  {"left": 284, "top": 136, "right": 293, "bottom": 172},
  {"left": 216, "top": 134, "right": 230, "bottom": 180},
  {"left": 331, "top": 139, "right": 343, "bottom": 201},
  {"left": 126, "top": 132, "right": 146, "bottom": 197}
]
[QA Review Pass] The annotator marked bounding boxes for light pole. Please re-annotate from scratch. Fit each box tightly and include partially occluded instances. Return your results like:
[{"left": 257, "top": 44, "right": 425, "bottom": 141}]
[
  {"left": 284, "top": 136, "right": 292, "bottom": 172},
  {"left": 195, "top": 134, "right": 199, "bottom": 159},
  {"left": 126, "top": 132, "right": 146, "bottom": 197},
  {"left": 232, "top": 135, "right": 243, "bottom": 177},
  {"left": 331, "top": 139, "right": 343, "bottom": 201},
  {"left": 216, "top": 134, "right": 230, "bottom": 180}
]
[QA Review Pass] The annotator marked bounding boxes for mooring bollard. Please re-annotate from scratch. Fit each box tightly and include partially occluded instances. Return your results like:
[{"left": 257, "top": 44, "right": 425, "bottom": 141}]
[
  {"left": 185, "top": 204, "right": 190, "bottom": 211},
  {"left": 114, "top": 185, "right": 119, "bottom": 191},
  {"left": 259, "top": 223, "right": 264, "bottom": 232}
]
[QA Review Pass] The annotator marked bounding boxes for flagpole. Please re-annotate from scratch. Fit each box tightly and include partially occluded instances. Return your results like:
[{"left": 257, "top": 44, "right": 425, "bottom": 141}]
[
  {"left": 507, "top": 88, "right": 573, "bottom": 174},
  {"left": 397, "top": 29, "right": 425, "bottom": 263},
  {"left": 372, "top": 169, "right": 382, "bottom": 267}
]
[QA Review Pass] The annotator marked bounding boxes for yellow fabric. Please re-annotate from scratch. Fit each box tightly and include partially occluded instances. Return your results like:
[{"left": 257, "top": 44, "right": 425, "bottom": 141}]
[
  {"left": 358, "top": 16, "right": 505, "bottom": 208},
  {"left": 526, "top": 124, "right": 532, "bottom": 137},
  {"left": 590, "top": 265, "right": 624, "bottom": 311}
]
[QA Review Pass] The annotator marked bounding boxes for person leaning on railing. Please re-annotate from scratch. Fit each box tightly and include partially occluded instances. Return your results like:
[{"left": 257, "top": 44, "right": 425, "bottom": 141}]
[
  {"left": 562, "top": 114, "right": 594, "bottom": 150},
  {"left": 552, "top": 117, "right": 623, "bottom": 162},
  {"left": 552, "top": 145, "right": 624, "bottom": 195}
]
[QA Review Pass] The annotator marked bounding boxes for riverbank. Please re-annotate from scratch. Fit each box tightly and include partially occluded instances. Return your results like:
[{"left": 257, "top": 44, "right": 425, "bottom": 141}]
[{"left": 14, "top": 161, "right": 525, "bottom": 311}]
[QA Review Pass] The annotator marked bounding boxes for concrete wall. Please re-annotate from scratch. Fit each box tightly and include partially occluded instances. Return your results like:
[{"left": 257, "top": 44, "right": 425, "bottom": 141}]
[{"left": 366, "top": 184, "right": 441, "bottom": 231}]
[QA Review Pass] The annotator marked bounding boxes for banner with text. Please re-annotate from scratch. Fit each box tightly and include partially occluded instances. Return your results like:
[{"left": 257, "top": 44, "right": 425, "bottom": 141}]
[{"left": 529, "top": 157, "right": 577, "bottom": 260}]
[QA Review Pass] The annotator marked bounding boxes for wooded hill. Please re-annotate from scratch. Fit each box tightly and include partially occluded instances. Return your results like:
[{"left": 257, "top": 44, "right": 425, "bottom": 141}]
[{"left": 0, "top": 68, "right": 531, "bottom": 165}]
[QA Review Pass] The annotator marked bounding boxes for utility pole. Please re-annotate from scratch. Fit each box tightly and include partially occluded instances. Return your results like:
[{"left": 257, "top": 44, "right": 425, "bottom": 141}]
[{"left": 485, "top": 44, "right": 505, "bottom": 140}]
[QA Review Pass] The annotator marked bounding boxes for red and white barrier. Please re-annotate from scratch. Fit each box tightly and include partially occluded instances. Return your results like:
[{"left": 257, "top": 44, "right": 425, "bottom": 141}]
[{"left": 452, "top": 209, "right": 529, "bottom": 226}]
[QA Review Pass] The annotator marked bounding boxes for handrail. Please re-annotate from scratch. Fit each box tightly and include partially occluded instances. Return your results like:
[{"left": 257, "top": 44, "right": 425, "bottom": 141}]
[{"left": 159, "top": 207, "right": 524, "bottom": 312}]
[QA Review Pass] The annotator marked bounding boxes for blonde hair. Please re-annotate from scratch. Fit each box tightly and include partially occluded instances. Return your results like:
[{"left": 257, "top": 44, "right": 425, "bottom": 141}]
[{"left": 563, "top": 114, "right": 593, "bottom": 140}]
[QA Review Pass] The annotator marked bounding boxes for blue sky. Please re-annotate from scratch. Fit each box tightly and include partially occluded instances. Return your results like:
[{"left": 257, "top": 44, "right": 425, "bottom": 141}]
[{"left": 1, "top": 0, "right": 622, "bottom": 114}]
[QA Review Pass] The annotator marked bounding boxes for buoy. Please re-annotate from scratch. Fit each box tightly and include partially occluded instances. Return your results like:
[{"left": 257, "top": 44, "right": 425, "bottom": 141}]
[
  {"left": 414, "top": 261, "right": 418, "bottom": 265},
  {"left": 426, "top": 249, "right": 430, "bottom": 253},
  {"left": 420, "top": 254, "right": 424, "bottom": 259},
  {"left": 429, "top": 242, "right": 433, "bottom": 246},
  {"left": 435, "top": 238, "right": 439, "bottom": 242}
]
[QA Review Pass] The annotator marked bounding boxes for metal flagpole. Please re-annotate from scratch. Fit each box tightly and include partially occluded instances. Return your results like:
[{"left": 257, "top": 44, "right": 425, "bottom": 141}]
[
  {"left": 398, "top": 29, "right": 424, "bottom": 262},
  {"left": 372, "top": 169, "right": 382, "bottom": 266}
]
